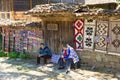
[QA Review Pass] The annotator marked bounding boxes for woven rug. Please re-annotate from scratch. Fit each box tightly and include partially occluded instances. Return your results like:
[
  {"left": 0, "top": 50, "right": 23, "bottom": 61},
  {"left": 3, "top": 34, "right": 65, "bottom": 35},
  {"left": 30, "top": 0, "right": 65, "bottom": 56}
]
[
  {"left": 84, "top": 19, "right": 95, "bottom": 49},
  {"left": 74, "top": 20, "right": 84, "bottom": 50},
  {"left": 96, "top": 21, "right": 108, "bottom": 50},
  {"left": 109, "top": 21, "right": 120, "bottom": 53}
]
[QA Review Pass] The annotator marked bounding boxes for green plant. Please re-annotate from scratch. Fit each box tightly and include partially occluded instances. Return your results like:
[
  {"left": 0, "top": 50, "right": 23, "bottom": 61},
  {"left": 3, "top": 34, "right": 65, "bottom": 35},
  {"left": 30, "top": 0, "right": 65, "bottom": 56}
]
[
  {"left": 19, "top": 53, "right": 30, "bottom": 59},
  {"left": 7, "top": 52, "right": 19, "bottom": 58},
  {"left": 0, "top": 50, "right": 30, "bottom": 59},
  {"left": 0, "top": 50, "right": 7, "bottom": 57}
]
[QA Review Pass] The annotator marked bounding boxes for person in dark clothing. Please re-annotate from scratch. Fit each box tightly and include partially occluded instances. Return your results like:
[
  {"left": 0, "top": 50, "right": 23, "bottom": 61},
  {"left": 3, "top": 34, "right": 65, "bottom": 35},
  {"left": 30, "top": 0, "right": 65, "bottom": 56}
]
[{"left": 36, "top": 43, "right": 52, "bottom": 65}]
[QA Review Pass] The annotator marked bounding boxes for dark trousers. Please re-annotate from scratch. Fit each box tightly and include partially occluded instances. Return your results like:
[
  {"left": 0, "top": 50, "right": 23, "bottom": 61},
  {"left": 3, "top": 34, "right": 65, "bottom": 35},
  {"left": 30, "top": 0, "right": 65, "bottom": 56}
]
[
  {"left": 58, "top": 58, "right": 65, "bottom": 67},
  {"left": 37, "top": 55, "right": 51, "bottom": 64},
  {"left": 58, "top": 58, "right": 73, "bottom": 70}
]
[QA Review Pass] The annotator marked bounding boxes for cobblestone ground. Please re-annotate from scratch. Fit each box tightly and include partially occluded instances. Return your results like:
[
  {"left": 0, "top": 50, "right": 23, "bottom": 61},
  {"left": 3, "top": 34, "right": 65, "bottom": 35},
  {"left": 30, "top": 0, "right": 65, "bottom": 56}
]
[{"left": 0, "top": 57, "right": 119, "bottom": 80}]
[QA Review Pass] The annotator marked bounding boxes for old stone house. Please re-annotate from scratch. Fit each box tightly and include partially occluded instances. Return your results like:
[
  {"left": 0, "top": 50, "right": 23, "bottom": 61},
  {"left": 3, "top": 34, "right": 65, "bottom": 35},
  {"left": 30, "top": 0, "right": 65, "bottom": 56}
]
[
  {"left": 75, "top": 0, "right": 120, "bottom": 70},
  {"left": 25, "top": 3, "right": 79, "bottom": 53},
  {"left": 1, "top": 0, "right": 83, "bottom": 54},
  {"left": 25, "top": 0, "right": 120, "bottom": 70}
]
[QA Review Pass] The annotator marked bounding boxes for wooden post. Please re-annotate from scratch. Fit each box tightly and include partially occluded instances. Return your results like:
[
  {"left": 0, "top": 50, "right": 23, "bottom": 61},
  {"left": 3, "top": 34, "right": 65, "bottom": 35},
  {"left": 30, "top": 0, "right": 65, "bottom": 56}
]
[
  {"left": 11, "top": 0, "right": 14, "bottom": 20},
  {"left": 30, "top": 0, "right": 32, "bottom": 9}
]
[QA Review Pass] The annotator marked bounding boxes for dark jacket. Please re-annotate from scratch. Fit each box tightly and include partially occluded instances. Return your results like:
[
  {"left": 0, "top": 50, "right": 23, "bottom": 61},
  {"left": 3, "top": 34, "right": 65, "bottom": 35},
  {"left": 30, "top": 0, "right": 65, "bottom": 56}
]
[{"left": 39, "top": 44, "right": 52, "bottom": 56}]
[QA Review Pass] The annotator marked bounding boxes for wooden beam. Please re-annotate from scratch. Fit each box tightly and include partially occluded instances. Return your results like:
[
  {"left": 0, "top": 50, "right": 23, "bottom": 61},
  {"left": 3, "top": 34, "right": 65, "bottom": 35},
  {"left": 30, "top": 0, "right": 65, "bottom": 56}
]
[
  {"left": 41, "top": 16, "right": 75, "bottom": 21},
  {"left": 30, "top": 0, "right": 32, "bottom": 9}
]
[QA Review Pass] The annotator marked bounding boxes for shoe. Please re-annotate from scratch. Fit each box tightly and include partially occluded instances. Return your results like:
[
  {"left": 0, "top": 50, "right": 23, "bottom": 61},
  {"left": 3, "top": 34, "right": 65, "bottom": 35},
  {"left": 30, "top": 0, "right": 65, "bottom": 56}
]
[
  {"left": 58, "top": 66, "right": 65, "bottom": 69},
  {"left": 66, "top": 70, "right": 70, "bottom": 74}
]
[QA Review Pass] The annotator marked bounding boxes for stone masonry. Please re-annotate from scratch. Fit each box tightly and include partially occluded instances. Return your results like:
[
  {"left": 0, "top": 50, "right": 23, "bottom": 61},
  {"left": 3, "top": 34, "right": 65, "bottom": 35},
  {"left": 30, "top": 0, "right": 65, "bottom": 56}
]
[{"left": 78, "top": 50, "right": 120, "bottom": 70}]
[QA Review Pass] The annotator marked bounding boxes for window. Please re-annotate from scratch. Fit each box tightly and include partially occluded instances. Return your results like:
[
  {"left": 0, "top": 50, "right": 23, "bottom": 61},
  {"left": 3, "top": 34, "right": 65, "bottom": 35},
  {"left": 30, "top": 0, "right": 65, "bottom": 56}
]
[
  {"left": 6, "top": 0, "right": 10, "bottom": 12},
  {"left": 13, "top": 0, "right": 30, "bottom": 11},
  {"left": 0, "top": 0, "right": 11, "bottom": 19},
  {"left": 0, "top": 0, "right": 5, "bottom": 12}
]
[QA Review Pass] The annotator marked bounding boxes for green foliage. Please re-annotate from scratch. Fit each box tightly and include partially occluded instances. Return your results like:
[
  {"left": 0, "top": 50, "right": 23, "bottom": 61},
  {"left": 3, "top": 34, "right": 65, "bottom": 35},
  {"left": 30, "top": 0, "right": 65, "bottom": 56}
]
[
  {"left": 0, "top": 50, "right": 30, "bottom": 59},
  {"left": 19, "top": 53, "right": 30, "bottom": 59},
  {"left": 7, "top": 52, "right": 19, "bottom": 58},
  {"left": 0, "top": 50, "right": 7, "bottom": 57}
]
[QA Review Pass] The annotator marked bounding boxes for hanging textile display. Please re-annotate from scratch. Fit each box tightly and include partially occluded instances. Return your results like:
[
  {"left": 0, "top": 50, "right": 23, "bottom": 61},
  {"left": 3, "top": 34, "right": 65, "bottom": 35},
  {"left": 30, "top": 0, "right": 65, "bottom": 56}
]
[
  {"left": 15, "top": 30, "right": 20, "bottom": 52},
  {"left": 19, "top": 30, "right": 28, "bottom": 53},
  {"left": 32, "top": 31, "right": 41, "bottom": 52},
  {"left": 28, "top": 31, "right": 37, "bottom": 51},
  {"left": 9, "top": 29, "right": 15, "bottom": 52},
  {"left": 15, "top": 30, "right": 29, "bottom": 53},
  {"left": 74, "top": 19, "right": 84, "bottom": 50},
  {"left": 27, "top": 30, "right": 43, "bottom": 52},
  {"left": 27, "top": 31, "right": 34, "bottom": 51},
  {"left": 22, "top": 30, "right": 28, "bottom": 52},
  {"left": 108, "top": 21, "right": 120, "bottom": 53},
  {"left": 84, "top": 19, "right": 95, "bottom": 49},
  {"left": 3, "top": 29, "right": 9, "bottom": 52},
  {"left": 95, "top": 21, "right": 108, "bottom": 51},
  {"left": 2, "top": 27, "right": 43, "bottom": 53},
  {"left": 15, "top": 30, "right": 23, "bottom": 53},
  {"left": 2, "top": 28, "right": 4, "bottom": 51}
]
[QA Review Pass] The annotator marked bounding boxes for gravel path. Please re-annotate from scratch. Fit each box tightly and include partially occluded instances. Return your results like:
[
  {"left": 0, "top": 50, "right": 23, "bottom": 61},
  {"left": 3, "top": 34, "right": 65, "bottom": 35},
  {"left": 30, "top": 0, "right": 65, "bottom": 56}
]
[{"left": 0, "top": 57, "right": 119, "bottom": 80}]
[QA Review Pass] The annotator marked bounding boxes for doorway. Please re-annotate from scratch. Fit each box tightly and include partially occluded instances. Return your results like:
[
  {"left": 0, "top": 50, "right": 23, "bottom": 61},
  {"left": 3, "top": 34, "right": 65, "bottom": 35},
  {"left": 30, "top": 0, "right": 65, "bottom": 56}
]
[{"left": 44, "top": 21, "right": 74, "bottom": 54}]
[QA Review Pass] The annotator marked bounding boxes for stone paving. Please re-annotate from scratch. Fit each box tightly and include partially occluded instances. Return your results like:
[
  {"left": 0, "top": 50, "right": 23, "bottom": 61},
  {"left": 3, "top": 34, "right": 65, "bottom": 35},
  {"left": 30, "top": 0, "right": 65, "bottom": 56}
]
[{"left": 0, "top": 57, "right": 119, "bottom": 80}]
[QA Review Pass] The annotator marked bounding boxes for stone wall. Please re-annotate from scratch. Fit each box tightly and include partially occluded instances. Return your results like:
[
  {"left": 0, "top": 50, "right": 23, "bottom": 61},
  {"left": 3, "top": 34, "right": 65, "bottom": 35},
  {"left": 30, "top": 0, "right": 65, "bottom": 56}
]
[{"left": 78, "top": 50, "right": 120, "bottom": 70}]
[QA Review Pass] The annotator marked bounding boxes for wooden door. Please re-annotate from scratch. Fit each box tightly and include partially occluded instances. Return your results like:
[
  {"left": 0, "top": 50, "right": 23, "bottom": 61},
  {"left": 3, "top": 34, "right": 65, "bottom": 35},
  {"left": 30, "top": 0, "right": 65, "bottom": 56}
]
[
  {"left": 108, "top": 20, "right": 120, "bottom": 53},
  {"left": 44, "top": 22, "right": 60, "bottom": 53},
  {"left": 44, "top": 21, "right": 74, "bottom": 54}
]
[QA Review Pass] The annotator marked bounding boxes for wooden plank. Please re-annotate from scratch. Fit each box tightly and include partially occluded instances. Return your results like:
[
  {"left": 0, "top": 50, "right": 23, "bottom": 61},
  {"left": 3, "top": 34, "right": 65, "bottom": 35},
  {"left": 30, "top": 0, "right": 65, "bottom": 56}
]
[{"left": 44, "top": 21, "right": 74, "bottom": 53}]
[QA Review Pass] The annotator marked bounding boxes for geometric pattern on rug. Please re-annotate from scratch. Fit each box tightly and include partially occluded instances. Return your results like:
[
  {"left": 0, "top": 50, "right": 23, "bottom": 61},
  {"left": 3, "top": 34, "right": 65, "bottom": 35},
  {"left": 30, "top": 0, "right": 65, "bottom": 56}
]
[
  {"left": 108, "top": 21, "right": 120, "bottom": 53},
  {"left": 84, "top": 19, "right": 95, "bottom": 49},
  {"left": 111, "top": 24, "right": 120, "bottom": 49},
  {"left": 74, "top": 19, "right": 84, "bottom": 50},
  {"left": 96, "top": 21, "right": 108, "bottom": 50},
  {"left": 112, "top": 39, "right": 120, "bottom": 48},
  {"left": 84, "top": 25, "right": 95, "bottom": 49},
  {"left": 97, "top": 23, "right": 108, "bottom": 35},
  {"left": 112, "top": 24, "right": 120, "bottom": 35},
  {"left": 96, "top": 36, "right": 106, "bottom": 47}
]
